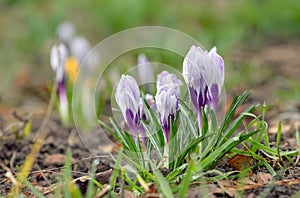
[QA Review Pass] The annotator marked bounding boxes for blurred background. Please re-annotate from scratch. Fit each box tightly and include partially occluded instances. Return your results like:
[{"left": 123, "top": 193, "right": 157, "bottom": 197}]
[{"left": 0, "top": 0, "right": 299, "bottom": 110}]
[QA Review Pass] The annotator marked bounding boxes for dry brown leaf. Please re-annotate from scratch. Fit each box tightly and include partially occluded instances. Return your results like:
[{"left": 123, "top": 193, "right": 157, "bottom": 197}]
[
  {"left": 34, "top": 184, "right": 57, "bottom": 195},
  {"left": 217, "top": 180, "right": 236, "bottom": 197},
  {"left": 119, "top": 189, "right": 136, "bottom": 198},
  {"left": 43, "top": 154, "right": 75, "bottom": 166},
  {"left": 141, "top": 183, "right": 159, "bottom": 198},
  {"left": 256, "top": 172, "right": 273, "bottom": 185},
  {"left": 228, "top": 154, "right": 254, "bottom": 171}
]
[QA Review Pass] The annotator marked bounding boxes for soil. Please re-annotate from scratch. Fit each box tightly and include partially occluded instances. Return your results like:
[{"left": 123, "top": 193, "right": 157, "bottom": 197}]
[{"left": 0, "top": 41, "right": 300, "bottom": 197}]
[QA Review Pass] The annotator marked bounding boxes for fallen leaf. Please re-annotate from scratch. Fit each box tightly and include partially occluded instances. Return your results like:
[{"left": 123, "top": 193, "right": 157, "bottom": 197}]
[
  {"left": 256, "top": 172, "right": 273, "bottom": 185},
  {"left": 43, "top": 154, "right": 75, "bottom": 166},
  {"left": 141, "top": 183, "right": 159, "bottom": 198},
  {"left": 217, "top": 180, "right": 236, "bottom": 197},
  {"left": 228, "top": 154, "right": 253, "bottom": 171},
  {"left": 112, "top": 141, "right": 122, "bottom": 152},
  {"left": 35, "top": 184, "right": 57, "bottom": 195},
  {"left": 118, "top": 190, "right": 135, "bottom": 198}
]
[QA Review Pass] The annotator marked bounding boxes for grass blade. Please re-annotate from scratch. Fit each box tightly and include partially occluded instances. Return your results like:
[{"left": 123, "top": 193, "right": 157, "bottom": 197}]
[
  {"left": 23, "top": 180, "right": 45, "bottom": 198},
  {"left": 149, "top": 161, "right": 174, "bottom": 198},
  {"left": 64, "top": 148, "right": 72, "bottom": 198},
  {"left": 178, "top": 161, "right": 195, "bottom": 197},
  {"left": 276, "top": 121, "right": 282, "bottom": 161}
]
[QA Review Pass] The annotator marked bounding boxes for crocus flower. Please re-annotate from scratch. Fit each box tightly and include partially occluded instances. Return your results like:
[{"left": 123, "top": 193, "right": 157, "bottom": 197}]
[
  {"left": 137, "top": 53, "right": 154, "bottom": 92},
  {"left": 206, "top": 47, "right": 224, "bottom": 113},
  {"left": 183, "top": 45, "right": 224, "bottom": 131},
  {"left": 50, "top": 42, "right": 69, "bottom": 124},
  {"left": 145, "top": 94, "right": 156, "bottom": 109},
  {"left": 138, "top": 98, "right": 147, "bottom": 120},
  {"left": 69, "top": 36, "right": 91, "bottom": 64},
  {"left": 157, "top": 71, "right": 182, "bottom": 97},
  {"left": 115, "top": 75, "right": 145, "bottom": 144},
  {"left": 50, "top": 43, "right": 68, "bottom": 83},
  {"left": 155, "top": 86, "right": 178, "bottom": 142},
  {"left": 57, "top": 21, "right": 75, "bottom": 45}
]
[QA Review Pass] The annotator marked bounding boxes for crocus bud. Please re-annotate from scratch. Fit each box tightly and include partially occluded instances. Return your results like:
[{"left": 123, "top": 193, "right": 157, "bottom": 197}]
[
  {"left": 69, "top": 36, "right": 91, "bottom": 64},
  {"left": 145, "top": 94, "right": 155, "bottom": 107},
  {"left": 115, "top": 75, "right": 145, "bottom": 143},
  {"left": 155, "top": 86, "right": 178, "bottom": 142},
  {"left": 183, "top": 45, "right": 224, "bottom": 131},
  {"left": 138, "top": 98, "right": 147, "bottom": 120},
  {"left": 157, "top": 71, "right": 182, "bottom": 97},
  {"left": 206, "top": 47, "right": 224, "bottom": 113},
  {"left": 138, "top": 53, "right": 154, "bottom": 92},
  {"left": 50, "top": 43, "right": 68, "bottom": 83},
  {"left": 57, "top": 21, "right": 75, "bottom": 45},
  {"left": 183, "top": 45, "right": 208, "bottom": 114}
]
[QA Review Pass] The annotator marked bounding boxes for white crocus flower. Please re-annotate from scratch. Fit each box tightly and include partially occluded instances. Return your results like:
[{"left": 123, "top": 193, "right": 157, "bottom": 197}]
[
  {"left": 57, "top": 21, "right": 75, "bottom": 45},
  {"left": 69, "top": 36, "right": 91, "bottom": 64},
  {"left": 157, "top": 71, "right": 182, "bottom": 97},
  {"left": 50, "top": 42, "right": 68, "bottom": 83},
  {"left": 183, "top": 45, "right": 224, "bottom": 131},
  {"left": 115, "top": 75, "right": 145, "bottom": 144},
  {"left": 155, "top": 86, "right": 178, "bottom": 142}
]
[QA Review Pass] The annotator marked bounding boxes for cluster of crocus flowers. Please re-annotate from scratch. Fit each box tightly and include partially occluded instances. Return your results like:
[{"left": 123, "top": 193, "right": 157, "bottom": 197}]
[
  {"left": 115, "top": 46, "right": 224, "bottom": 145},
  {"left": 183, "top": 45, "right": 224, "bottom": 132},
  {"left": 115, "top": 70, "right": 182, "bottom": 144}
]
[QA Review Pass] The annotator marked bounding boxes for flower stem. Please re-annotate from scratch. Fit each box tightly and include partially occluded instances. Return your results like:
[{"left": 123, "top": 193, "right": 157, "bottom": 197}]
[
  {"left": 58, "top": 79, "right": 69, "bottom": 124},
  {"left": 198, "top": 110, "right": 202, "bottom": 136}
]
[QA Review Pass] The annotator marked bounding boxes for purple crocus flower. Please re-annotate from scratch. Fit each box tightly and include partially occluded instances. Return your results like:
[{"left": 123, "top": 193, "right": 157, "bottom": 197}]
[
  {"left": 155, "top": 86, "right": 178, "bottom": 142},
  {"left": 183, "top": 45, "right": 224, "bottom": 131},
  {"left": 115, "top": 75, "right": 145, "bottom": 144},
  {"left": 157, "top": 71, "right": 182, "bottom": 97},
  {"left": 50, "top": 42, "right": 69, "bottom": 124},
  {"left": 137, "top": 53, "right": 154, "bottom": 92},
  {"left": 206, "top": 47, "right": 224, "bottom": 113}
]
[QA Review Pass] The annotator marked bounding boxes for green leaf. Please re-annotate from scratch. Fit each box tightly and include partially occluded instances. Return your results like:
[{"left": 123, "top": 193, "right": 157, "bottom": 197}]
[
  {"left": 142, "top": 121, "right": 164, "bottom": 159},
  {"left": 175, "top": 134, "right": 213, "bottom": 168},
  {"left": 85, "top": 160, "right": 97, "bottom": 198},
  {"left": 149, "top": 161, "right": 174, "bottom": 197},
  {"left": 63, "top": 148, "right": 72, "bottom": 198},
  {"left": 165, "top": 163, "right": 187, "bottom": 182},
  {"left": 276, "top": 121, "right": 282, "bottom": 161},
  {"left": 97, "top": 119, "right": 120, "bottom": 141},
  {"left": 119, "top": 152, "right": 154, "bottom": 180},
  {"left": 295, "top": 125, "right": 300, "bottom": 149},
  {"left": 199, "top": 130, "right": 258, "bottom": 170},
  {"left": 110, "top": 151, "right": 123, "bottom": 191},
  {"left": 245, "top": 145, "right": 277, "bottom": 176},
  {"left": 23, "top": 180, "right": 45, "bottom": 198},
  {"left": 216, "top": 104, "right": 257, "bottom": 148},
  {"left": 218, "top": 91, "right": 250, "bottom": 137},
  {"left": 23, "top": 120, "right": 32, "bottom": 138},
  {"left": 178, "top": 100, "right": 198, "bottom": 137},
  {"left": 178, "top": 161, "right": 195, "bottom": 197}
]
